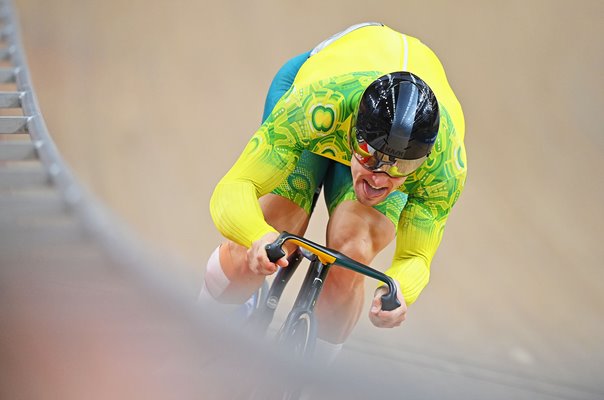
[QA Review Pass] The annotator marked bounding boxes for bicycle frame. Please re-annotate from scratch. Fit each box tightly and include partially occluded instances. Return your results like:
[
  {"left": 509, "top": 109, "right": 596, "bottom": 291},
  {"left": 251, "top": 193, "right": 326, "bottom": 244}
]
[
  {"left": 247, "top": 231, "right": 400, "bottom": 349},
  {"left": 247, "top": 248, "right": 326, "bottom": 336}
]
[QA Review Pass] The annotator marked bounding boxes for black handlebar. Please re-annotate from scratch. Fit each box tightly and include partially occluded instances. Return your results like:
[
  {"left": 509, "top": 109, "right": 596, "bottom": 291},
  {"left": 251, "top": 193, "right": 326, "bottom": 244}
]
[
  {"left": 265, "top": 241, "right": 287, "bottom": 263},
  {"left": 265, "top": 231, "right": 401, "bottom": 311},
  {"left": 380, "top": 286, "right": 400, "bottom": 311}
]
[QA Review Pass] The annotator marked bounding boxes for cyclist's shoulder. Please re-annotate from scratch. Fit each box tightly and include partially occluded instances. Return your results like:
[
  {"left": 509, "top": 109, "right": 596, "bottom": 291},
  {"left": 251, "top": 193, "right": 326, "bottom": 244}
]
[
  {"left": 402, "top": 106, "right": 467, "bottom": 201},
  {"left": 260, "top": 82, "right": 354, "bottom": 164}
]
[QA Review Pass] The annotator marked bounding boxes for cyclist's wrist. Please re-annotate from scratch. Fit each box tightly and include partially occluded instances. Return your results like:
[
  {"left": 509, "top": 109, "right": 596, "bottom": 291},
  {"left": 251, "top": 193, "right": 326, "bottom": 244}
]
[{"left": 249, "top": 226, "right": 279, "bottom": 247}]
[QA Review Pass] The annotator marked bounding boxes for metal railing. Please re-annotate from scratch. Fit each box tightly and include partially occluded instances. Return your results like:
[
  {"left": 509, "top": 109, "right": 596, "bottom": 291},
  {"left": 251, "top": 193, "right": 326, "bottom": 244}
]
[{"left": 0, "top": 0, "right": 166, "bottom": 272}]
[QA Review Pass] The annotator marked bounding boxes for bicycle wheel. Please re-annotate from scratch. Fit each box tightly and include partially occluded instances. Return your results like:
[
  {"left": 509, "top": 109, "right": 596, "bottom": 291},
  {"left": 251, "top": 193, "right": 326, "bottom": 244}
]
[
  {"left": 244, "top": 312, "right": 314, "bottom": 400},
  {"left": 278, "top": 311, "right": 317, "bottom": 360}
]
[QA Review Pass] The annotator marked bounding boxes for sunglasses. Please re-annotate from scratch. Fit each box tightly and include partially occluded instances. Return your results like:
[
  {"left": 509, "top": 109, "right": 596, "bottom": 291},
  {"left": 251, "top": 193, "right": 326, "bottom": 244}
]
[{"left": 349, "top": 128, "right": 427, "bottom": 178}]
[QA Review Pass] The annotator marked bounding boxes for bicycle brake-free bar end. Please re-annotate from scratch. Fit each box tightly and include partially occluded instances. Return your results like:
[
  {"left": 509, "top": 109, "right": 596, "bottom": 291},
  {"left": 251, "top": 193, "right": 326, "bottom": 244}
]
[
  {"left": 265, "top": 232, "right": 288, "bottom": 263},
  {"left": 380, "top": 295, "right": 401, "bottom": 311},
  {"left": 380, "top": 280, "right": 401, "bottom": 311}
]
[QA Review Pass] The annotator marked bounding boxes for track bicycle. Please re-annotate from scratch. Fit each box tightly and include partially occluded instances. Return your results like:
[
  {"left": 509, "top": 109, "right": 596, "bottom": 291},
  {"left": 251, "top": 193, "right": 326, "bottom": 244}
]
[{"left": 245, "top": 231, "right": 401, "bottom": 361}]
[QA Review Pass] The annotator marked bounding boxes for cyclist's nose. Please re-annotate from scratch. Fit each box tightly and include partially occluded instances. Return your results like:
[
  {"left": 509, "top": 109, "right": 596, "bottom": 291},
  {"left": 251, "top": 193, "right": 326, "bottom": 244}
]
[{"left": 368, "top": 171, "right": 392, "bottom": 186}]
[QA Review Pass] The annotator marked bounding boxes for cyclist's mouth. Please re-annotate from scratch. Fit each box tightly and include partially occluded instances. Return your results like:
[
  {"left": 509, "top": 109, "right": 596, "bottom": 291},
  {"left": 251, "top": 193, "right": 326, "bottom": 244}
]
[{"left": 363, "top": 180, "right": 388, "bottom": 199}]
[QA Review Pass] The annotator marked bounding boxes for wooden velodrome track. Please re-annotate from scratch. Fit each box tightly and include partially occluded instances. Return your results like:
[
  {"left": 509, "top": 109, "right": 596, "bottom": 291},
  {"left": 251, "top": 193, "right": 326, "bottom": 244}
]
[{"left": 5, "top": 0, "right": 603, "bottom": 398}]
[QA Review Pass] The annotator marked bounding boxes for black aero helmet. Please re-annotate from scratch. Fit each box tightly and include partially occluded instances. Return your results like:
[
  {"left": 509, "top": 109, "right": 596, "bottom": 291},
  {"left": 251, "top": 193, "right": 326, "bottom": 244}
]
[{"left": 350, "top": 72, "right": 440, "bottom": 177}]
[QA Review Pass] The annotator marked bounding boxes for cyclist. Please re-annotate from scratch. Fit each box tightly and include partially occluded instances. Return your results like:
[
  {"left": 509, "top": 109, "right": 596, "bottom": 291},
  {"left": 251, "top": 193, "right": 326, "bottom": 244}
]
[{"left": 201, "top": 23, "right": 467, "bottom": 361}]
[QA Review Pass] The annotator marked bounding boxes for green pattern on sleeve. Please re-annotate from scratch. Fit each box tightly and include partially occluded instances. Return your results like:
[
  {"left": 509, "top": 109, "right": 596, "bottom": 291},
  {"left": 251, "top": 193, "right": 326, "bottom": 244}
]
[{"left": 385, "top": 106, "right": 467, "bottom": 304}]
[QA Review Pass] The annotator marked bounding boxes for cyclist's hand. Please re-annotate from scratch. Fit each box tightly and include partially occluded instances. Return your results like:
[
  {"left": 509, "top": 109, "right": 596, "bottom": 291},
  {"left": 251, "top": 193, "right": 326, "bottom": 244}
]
[
  {"left": 247, "top": 232, "right": 289, "bottom": 275},
  {"left": 368, "top": 282, "right": 407, "bottom": 328}
]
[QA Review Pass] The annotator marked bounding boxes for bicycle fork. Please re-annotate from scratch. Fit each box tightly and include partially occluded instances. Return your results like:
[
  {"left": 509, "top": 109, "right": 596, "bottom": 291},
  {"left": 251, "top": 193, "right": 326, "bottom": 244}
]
[
  {"left": 291, "top": 257, "right": 331, "bottom": 312},
  {"left": 279, "top": 257, "right": 332, "bottom": 336}
]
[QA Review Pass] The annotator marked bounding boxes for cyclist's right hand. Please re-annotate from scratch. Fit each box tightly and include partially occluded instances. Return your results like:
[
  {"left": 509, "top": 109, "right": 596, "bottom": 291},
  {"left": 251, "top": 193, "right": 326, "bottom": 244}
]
[{"left": 247, "top": 232, "right": 289, "bottom": 275}]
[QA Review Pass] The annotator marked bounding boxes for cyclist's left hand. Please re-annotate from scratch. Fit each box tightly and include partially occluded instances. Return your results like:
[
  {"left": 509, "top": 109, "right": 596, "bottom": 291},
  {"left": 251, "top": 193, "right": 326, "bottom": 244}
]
[{"left": 368, "top": 282, "right": 407, "bottom": 328}]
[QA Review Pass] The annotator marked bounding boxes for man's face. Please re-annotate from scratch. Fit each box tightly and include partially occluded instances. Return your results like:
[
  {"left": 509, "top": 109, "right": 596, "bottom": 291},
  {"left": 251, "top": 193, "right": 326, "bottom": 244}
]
[{"left": 350, "top": 156, "right": 407, "bottom": 207}]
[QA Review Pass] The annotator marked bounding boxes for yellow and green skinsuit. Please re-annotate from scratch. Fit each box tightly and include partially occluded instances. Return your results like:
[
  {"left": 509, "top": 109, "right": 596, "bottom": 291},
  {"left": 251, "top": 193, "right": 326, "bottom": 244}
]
[{"left": 210, "top": 24, "right": 467, "bottom": 305}]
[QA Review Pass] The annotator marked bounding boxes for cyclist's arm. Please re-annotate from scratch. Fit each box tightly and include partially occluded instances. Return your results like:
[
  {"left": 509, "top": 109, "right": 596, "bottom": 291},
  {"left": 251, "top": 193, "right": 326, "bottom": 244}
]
[
  {"left": 210, "top": 123, "right": 301, "bottom": 248},
  {"left": 385, "top": 175, "right": 465, "bottom": 305}
]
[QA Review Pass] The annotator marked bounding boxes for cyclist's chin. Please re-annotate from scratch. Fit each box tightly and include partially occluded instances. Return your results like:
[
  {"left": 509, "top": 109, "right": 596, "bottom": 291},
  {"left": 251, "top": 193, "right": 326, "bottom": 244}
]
[{"left": 357, "top": 196, "right": 384, "bottom": 207}]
